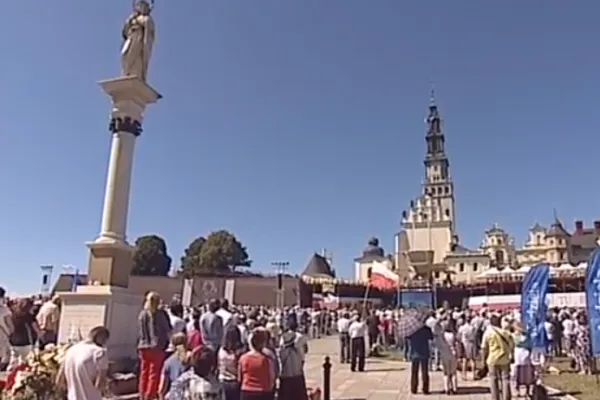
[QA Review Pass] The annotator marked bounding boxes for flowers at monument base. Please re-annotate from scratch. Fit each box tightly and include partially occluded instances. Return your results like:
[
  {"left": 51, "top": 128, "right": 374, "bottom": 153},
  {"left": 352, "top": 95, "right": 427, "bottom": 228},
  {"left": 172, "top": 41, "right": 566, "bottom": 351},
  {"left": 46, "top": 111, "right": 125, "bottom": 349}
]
[{"left": 0, "top": 343, "right": 71, "bottom": 400}]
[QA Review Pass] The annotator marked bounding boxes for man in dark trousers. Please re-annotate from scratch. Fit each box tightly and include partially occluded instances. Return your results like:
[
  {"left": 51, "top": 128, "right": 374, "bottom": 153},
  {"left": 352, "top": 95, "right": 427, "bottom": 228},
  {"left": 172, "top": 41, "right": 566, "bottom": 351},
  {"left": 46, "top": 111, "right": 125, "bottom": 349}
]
[
  {"left": 348, "top": 314, "right": 367, "bottom": 372},
  {"left": 407, "top": 324, "right": 433, "bottom": 394},
  {"left": 365, "top": 311, "right": 379, "bottom": 355},
  {"left": 337, "top": 312, "right": 351, "bottom": 363}
]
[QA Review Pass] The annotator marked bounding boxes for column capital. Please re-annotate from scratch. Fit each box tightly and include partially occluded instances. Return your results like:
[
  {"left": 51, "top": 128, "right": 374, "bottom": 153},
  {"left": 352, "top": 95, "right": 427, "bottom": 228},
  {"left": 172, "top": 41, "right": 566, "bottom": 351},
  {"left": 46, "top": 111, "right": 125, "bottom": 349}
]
[
  {"left": 99, "top": 76, "right": 161, "bottom": 130},
  {"left": 109, "top": 116, "right": 142, "bottom": 136}
]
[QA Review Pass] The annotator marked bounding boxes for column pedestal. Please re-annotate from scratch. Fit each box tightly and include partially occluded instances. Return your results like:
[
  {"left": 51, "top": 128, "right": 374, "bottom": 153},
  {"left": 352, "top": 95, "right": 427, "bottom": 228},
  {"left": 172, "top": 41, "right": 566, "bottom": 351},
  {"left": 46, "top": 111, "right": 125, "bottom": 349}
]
[
  {"left": 85, "top": 240, "right": 135, "bottom": 288},
  {"left": 58, "top": 285, "right": 142, "bottom": 360}
]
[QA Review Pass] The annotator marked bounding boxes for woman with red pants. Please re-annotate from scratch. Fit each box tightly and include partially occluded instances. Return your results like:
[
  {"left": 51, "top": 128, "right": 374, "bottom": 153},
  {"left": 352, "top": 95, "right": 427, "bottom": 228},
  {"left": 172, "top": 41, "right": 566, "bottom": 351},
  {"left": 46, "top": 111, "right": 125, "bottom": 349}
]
[{"left": 137, "top": 292, "right": 172, "bottom": 400}]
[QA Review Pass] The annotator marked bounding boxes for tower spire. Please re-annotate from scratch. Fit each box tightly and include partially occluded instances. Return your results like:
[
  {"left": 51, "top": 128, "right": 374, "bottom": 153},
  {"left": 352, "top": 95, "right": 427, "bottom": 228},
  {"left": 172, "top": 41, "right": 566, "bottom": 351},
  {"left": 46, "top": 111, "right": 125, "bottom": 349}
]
[
  {"left": 421, "top": 89, "right": 455, "bottom": 230},
  {"left": 429, "top": 86, "right": 436, "bottom": 108}
]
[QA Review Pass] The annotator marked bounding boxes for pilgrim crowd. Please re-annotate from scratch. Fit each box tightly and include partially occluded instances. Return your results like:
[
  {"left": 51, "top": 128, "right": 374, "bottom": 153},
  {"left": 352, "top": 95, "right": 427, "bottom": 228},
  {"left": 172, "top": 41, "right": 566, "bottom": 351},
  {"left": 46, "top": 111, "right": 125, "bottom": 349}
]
[
  {"left": 0, "top": 288, "right": 333, "bottom": 400},
  {"left": 0, "top": 283, "right": 593, "bottom": 400},
  {"left": 341, "top": 305, "right": 591, "bottom": 400}
]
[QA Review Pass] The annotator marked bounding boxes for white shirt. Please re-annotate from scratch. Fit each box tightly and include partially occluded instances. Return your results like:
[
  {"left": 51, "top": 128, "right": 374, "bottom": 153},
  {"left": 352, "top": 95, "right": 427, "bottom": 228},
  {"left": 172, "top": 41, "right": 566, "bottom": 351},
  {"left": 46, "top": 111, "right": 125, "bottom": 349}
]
[
  {"left": 544, "top": 321, "right": 554, "bottom": 340},
  {"left": 170, "top": 314, "right": 186, "bottom": 334},
  {"left": 238, "top": 323, "right": 248, "bottom": 345},
  {"left": 457, "top": 323, "right": 476, "bottom": 344},
  {"left": 337, "top": 317, "right": 350, "bottom": 333},
  {"left": 562, "top": 319, "right": 575, "bottom": 336},
  {"left": 348, "top": 321, "right": 367, "bottom": 339},
  {"left": 36, "top": 301, "right": 60, "bottom": 331},
  {"left": 216, "top": 308, "right": 233, "bottom": 330},
  {"left": 63, "top": 341, "right": 108, "bottom": 400},
  {"left": 425, "top": 316, "right": 438, "bottom": 331},
  {"left": 311, "top": 311, "right": 320, "bottom": 324}
]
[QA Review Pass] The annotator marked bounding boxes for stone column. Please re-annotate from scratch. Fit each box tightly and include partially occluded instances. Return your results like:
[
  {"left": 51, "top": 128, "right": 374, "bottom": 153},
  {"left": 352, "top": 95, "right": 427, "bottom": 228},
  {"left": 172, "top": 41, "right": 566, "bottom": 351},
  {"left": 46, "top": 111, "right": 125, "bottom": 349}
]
[{"left": 86, "top": 76, "right": 161, "bottom": 288}]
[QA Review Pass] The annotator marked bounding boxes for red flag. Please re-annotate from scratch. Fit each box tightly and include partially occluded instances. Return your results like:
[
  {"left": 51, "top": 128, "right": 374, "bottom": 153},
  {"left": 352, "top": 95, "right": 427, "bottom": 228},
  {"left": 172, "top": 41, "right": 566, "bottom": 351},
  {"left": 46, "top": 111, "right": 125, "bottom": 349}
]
[{"left": 369, "top": 260, "right": 399, "bottom": 290}]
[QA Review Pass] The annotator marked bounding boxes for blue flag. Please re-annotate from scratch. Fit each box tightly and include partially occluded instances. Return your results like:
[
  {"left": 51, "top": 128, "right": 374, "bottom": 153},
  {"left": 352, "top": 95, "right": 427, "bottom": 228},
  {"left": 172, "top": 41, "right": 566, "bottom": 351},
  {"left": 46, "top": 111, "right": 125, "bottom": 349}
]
[
  {"left": 520, "top": 263, "right": 550, "bottom": 349},
  {"left": 585, "top": 249, "right": 600, "bottom": 356}
]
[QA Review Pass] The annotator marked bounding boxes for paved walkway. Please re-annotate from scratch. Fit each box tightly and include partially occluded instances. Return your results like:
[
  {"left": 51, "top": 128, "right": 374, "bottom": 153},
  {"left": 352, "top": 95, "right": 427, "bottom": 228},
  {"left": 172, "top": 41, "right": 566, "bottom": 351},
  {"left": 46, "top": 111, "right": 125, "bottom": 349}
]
[{"left": 303, "top": 336, "right": 491, "bottom": 400}]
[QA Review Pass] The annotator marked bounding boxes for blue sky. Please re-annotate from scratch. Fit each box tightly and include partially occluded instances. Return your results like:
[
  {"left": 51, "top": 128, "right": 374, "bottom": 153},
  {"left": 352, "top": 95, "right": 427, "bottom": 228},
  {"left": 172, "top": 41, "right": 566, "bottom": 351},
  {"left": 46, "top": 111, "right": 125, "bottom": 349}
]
[{"left": 0, "top": 1, "right": 598, "bottom": 294}]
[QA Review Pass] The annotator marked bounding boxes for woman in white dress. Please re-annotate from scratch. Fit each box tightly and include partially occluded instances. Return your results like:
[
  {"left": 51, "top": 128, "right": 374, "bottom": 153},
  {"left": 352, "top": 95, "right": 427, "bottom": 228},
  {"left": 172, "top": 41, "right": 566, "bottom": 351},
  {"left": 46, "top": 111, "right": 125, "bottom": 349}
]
[
  {"left": 435, "top": 319, "right": 459, "bottom": 394},
  {"left": 511, "top": 322, "right": 535, "bottom": 397}
]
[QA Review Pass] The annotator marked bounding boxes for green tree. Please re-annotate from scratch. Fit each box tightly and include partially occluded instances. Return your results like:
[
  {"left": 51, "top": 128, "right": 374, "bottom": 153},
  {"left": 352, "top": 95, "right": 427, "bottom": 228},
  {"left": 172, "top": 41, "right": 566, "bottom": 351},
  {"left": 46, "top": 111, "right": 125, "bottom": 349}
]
[
  {"left": 180, "top": 230, "right": 251, "bottom": 276},
  {"left": 131, "top": 235, "right": 172, "bottom": 276},
  {"left": 180, "top": 236, "right": 207, "bottom": 276}
]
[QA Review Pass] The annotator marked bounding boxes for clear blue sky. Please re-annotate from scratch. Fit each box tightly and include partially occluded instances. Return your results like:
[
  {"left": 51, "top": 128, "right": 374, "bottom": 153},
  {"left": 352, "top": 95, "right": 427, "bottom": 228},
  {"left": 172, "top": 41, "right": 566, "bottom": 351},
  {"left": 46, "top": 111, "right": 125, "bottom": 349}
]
[{"left": 1, "top": 1, "right": 598, "bottom": 295}]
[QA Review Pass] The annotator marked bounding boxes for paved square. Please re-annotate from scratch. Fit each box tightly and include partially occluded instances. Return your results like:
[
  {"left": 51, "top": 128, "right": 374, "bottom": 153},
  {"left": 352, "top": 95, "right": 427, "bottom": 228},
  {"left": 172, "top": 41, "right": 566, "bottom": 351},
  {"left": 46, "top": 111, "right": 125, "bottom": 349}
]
[{"left": 303, "top": 336, "right": 491, "bottom": 400}]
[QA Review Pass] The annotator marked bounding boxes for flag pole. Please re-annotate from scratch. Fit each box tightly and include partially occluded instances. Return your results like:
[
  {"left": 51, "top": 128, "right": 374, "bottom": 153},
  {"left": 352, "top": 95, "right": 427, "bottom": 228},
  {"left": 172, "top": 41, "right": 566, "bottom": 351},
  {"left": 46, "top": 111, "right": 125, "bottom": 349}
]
[
  {"left": 362, "top": 283, "right": 371, "bottom": 316},
  {"left": 362, "top": 267, "right": 372, "bottom": 315}
]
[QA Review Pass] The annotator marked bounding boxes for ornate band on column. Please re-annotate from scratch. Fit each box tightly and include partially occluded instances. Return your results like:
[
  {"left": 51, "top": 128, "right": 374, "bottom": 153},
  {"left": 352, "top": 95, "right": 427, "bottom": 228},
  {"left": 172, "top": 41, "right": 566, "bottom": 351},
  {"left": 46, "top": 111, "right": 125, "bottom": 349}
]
[{"left": 109, "top": 116, "right": 143, "bottom": 136}]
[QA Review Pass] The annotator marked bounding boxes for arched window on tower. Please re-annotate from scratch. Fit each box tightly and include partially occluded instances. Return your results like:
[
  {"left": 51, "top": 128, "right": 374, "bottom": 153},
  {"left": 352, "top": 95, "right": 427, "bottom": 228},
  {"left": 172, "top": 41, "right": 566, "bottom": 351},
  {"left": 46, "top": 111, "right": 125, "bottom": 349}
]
[
  {"left": 445, "top": 186, "right": 449, "bottom": 194},
  {"left": 445, "top": 209, "right": 450, "bottom": 217},
  {"left": 495, "top": 250, "right": 505, "bottom": 266}
]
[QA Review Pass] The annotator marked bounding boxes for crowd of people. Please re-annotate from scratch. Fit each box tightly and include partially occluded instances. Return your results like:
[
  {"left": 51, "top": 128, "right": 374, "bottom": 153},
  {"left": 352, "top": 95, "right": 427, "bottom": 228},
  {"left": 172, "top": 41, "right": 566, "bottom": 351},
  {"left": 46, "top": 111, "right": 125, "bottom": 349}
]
[
  {"left": 0, "top": 286, "right": 339, "bottom": 400},
  {"left": 336, "top": 305, "right": 591, "bottom": 400},
  {"left": 62, "top": 292, "right": 326, "bottom": 400},
  {"left": 0, "top": 284, "right": 592, "bottom": 400},
  {"left": 0, "top": 288, "right": 61, "bottom": 371}
]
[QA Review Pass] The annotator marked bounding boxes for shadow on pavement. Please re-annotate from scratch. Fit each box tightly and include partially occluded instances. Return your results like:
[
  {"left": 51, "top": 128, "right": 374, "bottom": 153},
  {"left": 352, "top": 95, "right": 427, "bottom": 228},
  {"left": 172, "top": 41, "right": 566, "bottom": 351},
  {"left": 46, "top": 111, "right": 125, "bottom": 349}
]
[
  {"left": 548, "top": 389, "right": 582, "bottom": 397},
  {"left": 455, "top": 386, "right": 490, "bottom": 395},
  {"left": 366, "top": 367, "right": 406, "bottom": 372}
]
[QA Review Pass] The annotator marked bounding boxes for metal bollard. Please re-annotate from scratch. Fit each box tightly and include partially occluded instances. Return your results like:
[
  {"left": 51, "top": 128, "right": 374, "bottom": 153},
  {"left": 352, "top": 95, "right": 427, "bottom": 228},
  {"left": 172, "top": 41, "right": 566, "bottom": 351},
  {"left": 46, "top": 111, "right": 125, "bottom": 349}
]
[{"left": 323, "top": 356, "right": 332, "bottom": 400}]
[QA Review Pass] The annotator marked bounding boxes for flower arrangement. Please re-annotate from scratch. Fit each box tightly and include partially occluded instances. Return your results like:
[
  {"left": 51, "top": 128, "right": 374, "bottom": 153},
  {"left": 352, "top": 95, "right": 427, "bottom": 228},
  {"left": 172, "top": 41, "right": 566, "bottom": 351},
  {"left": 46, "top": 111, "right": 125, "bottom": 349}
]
[{"left": 1, "top": 344, "right": 71, "bottom": 400}]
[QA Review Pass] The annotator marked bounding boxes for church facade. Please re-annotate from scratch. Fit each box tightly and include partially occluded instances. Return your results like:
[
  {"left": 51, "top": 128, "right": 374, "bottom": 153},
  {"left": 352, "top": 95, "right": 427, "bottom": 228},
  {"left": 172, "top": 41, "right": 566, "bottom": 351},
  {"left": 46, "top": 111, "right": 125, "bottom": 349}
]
[
  {"left": 393, "top": 93, "right": 458, "bottom": 283},
  {"left": 391, "top": 93, "right": 600, "bottom": 285}
]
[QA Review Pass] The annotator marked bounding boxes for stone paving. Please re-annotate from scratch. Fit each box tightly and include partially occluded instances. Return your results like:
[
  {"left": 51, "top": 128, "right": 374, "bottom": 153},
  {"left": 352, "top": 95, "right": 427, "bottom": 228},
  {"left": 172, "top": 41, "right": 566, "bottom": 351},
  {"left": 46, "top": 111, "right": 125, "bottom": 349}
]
[{"left": 303, "top": 335, "right": 491, "bottom": 400}]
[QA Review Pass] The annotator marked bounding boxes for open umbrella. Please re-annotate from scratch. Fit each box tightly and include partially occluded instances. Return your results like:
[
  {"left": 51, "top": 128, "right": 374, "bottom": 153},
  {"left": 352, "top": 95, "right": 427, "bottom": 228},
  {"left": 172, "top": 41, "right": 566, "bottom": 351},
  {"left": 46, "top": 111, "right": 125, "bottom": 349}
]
[{"left": 397, "top": 309, "right": 427, "bottom": 338}]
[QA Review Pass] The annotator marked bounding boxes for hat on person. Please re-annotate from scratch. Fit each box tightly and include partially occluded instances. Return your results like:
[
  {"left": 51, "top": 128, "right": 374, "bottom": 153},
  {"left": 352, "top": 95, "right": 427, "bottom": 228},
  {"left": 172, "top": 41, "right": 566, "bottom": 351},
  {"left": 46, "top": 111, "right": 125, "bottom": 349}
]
[{"left": 281, "top": 331, "right": 296, "bottom": 348}]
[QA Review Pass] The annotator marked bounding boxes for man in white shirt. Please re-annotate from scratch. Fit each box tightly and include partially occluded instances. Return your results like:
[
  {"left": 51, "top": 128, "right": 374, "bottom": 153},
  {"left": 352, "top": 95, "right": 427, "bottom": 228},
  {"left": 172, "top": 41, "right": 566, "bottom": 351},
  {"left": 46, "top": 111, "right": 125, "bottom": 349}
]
[
  {"left": 310, "top": 309, "right": 321, "bottom": 339},
  {"left": 58, "top": 326, "right": 110, "bottom": 400},
  {"left": 562, "top": 316, "right": 576, "bottom": 354},
  {"left": 168, "top": 303, "right": 187, "bottom": 334},
  {"left": 348, "top": 314, "right": 367, "bottom": 372},
  {"left": 425, "top": 312, "right": 441, "bottom": 371},
  {"left": 216, "top": 299, "right": 234, "bottom": 332},
  {"left": 337, "top": 312, "right": 351, "bottom": 363}
]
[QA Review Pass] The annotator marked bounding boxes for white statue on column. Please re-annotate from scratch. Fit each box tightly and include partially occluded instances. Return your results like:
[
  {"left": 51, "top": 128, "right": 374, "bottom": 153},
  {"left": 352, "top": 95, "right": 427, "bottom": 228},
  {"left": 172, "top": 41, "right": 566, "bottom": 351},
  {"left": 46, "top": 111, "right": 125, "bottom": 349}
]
[{"left": 121, "top": 0, "right": 156, "bottom": 81}]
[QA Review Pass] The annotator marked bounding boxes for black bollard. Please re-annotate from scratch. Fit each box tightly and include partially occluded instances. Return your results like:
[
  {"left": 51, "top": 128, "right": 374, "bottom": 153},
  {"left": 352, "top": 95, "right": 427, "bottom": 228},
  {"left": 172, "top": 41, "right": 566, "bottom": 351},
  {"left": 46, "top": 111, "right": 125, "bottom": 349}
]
[{"left": 323, "top": 356, "right": 332, "bottom": 400}]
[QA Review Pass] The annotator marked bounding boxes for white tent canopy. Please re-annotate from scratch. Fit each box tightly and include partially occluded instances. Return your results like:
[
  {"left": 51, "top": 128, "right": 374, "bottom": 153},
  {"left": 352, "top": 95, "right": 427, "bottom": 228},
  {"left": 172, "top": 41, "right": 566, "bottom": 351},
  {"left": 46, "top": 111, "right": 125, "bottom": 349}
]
[
  {"left": 513, "top": 265, "right": 531, "bottom": 274},
  {"left": 477, "top": 267, "right": 500, "bottom": 278}
]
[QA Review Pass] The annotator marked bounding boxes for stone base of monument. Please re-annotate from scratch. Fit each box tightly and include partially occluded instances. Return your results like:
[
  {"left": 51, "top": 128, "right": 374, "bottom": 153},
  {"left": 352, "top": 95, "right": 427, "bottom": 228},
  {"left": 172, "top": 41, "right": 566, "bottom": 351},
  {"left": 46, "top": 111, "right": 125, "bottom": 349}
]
[{"left": 58, "top": 285, "right": 142, "bottom": 361}]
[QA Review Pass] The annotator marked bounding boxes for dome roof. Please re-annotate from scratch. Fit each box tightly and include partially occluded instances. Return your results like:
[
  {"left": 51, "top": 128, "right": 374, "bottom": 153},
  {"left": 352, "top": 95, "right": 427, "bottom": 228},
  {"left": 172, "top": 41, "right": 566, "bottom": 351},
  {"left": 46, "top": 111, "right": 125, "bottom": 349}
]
[
  {"left": 363, "top": 237, "right": 384, "bottom": 257},
  {"left": 301, "top": 253, "right": 335, "bottom": 278},
  {"left": 485, "top": 223, "right": 505, "bottom": 236}
]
